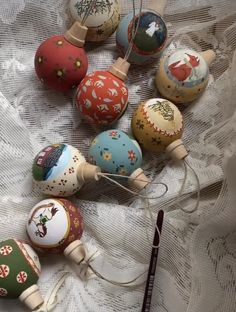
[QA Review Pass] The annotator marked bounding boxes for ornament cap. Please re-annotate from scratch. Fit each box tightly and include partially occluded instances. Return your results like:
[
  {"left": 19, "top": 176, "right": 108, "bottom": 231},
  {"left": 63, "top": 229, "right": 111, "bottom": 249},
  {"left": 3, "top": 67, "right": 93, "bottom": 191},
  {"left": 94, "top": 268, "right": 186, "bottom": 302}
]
[
  {"left": 19, "top": 285, "right": 43, "bottom": 311},
  {"left": 148, "top": 0, "right": 167, "bottom": 16},
  {"left": 77, "top": 162, "right": 101, "bottom": 183},
  {"left": 166, "top": 139, "right": 188, "bottom": 160},
  {"left": 200, "top": 49, "right": 216, "bottom": 66},
  {"left": 64, "top": 22, "right": 88, "bottom": 47},
  {"left": 108, "top": 57, "right": 130, "bottom": 81},
  {"left": 128, "top": 168, "right": 150, "bottom": 190},
  {"left": 64, "top": 240, "right": 85, "bottom": 264}
]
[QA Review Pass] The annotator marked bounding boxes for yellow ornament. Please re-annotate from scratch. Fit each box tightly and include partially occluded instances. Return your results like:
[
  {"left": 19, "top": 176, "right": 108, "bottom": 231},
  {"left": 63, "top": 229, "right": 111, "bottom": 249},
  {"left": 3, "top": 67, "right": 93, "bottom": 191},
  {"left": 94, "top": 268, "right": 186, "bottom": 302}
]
[
  {"left": 132, "top": 98, "right": 187, "bottom": 158},
  {"left": 156, "top": 49, "right": 216, "bottom": 104}
]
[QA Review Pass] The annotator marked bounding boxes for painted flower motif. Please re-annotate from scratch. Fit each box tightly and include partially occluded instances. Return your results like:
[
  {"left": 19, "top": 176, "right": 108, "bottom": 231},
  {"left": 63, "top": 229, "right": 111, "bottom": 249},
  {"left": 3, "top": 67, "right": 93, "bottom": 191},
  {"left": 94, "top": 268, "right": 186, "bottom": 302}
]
[
  {"left": 56, "top": 69, "right": 66, "bottom": 78},
  {"left": 74, "top": 218, "right": 80, "bottom": 228},
  {"left": 56, "top": 40, "right": 64, "bottom": 46},
  {"left": 74, "top": 58, "right": 81, "bottom": 69},
  {"left": 0, "top": 245, "right": 13, "bottom": 256},
  {"left": 136, "top": 119, "right": 144, "bottom": 130},
  {"left": 118, "top": 167, "right": 127, "bottom": 175},
  {"left": 69, "top": 167, "right": 75, "bottom": 174},
  {"left": 68, "top": 234, "right": 75, "bottom": 242},
  {"left": 113, "top": 104, "right": 121, "bottom": 112},
  {"left": 91, "top": 138, "right": 98, "bottom": 145},
  {"left": 85, "top": 79, "right": 92, "bottom": 87},
  {"left": 109, "top": 131, "right": 118, "bottom": 138},
  {"left": 58, "top": 179, "right": 67, "bottom": 186},
  {"left": 97, "top": 104, "right": 109, "bottom": 112},
  {"left": 108, "top": 88, "right": 118, "bottom": 96},
  {"left": 45, "top": 185, "right": 54, "bottom": 191},
  {"left": 94, "top": 80, "right": 104, "bottom": 88},
  {"left": 128, "top": 150, "right": 136, "bottom": 161},
  {"left": 102, "top": 151, "right": 112, "bottom": 161},
  {"left": 59, "top": 190, "right": 68, "bottom": 196},
  {"left": 0, "top": 288, "right": 7, "bottom": 297},
  {"left": 0, "top": 264, "right": 10, "bottom": 278},
  {"left": 37, "top": 56, "right": 45, "bottom": 64},
  {"left": 16, "top": 271, "right": 28, "bottom": 284},
  {"left": 152, "top": 137, "right": 162, "bottom": 145},
  {"left": 73, "top": 155, "right": 79, "bottom": 162},
  {"left": 121, "top": 87, "right": 127, "bottom": 95},
  {"left": 70, "top": 205, "right": 76, "bottom": 212}
]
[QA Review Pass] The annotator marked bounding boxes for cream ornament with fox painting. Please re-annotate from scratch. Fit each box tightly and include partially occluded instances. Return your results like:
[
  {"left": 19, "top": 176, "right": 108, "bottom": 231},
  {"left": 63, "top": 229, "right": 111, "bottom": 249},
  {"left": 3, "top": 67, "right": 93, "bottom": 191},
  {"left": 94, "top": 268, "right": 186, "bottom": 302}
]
[{"left": 156, "top": 49, "right": 216, "bottom": 103}]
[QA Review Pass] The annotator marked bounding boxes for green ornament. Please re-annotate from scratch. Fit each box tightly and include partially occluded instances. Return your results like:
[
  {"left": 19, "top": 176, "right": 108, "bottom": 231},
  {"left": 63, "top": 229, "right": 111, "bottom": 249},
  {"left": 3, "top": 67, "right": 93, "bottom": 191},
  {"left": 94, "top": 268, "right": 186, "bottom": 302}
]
[{"left": 0, "top": 239, "right": 43, "bottom": 310}]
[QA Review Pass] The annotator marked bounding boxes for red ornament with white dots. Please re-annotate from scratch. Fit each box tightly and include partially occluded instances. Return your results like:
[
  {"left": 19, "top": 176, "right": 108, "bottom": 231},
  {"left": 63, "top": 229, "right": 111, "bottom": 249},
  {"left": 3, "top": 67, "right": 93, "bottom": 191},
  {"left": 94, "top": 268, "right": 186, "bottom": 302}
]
[
  {"left": 35, "top": 35, "right": 88, "bottom": 92},
  {"left": 26, "top": 198, "right": 83, "bottom": 254}
]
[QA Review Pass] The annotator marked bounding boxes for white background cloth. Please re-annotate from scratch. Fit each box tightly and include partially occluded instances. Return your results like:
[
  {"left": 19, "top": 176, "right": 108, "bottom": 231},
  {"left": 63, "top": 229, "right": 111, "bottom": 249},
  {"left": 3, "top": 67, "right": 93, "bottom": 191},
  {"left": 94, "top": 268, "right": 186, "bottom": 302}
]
[{"left": 0, "top": 0, "right": 236, "bottom": 311}]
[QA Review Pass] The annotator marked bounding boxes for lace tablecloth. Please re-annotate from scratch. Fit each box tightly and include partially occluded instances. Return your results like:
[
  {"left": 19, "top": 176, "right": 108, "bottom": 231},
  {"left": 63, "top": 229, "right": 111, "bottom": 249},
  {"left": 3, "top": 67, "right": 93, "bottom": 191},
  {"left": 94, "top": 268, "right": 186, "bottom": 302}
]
[{"left": 0, "top": 0, "right": 236, "bottom": 311}]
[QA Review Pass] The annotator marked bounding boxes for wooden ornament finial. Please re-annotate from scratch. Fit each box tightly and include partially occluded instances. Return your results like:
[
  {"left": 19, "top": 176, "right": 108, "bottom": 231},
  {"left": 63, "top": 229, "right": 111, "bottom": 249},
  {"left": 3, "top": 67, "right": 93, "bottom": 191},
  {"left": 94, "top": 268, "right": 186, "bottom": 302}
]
[
  {"left": 200, "top": 50, "right": 216, "bottom": 66},
  {"left": 108, "top": 57, "right": 130, "bottom": 81},
  {"left": 166, "top": 139, "right": 188, "bottom": 160},
  {"left": 64, "top": 240, "right": 86, "bottom": 264},
  {"left": 148, "top": 0, "right": 167, "bottom": 16},
  {"left": 19, "top": 285, "right": 44, "bottom": 310},
  {"left": 77, "top": 162, "right": 101, "bottom": 183},
  {"left": 128, "top": 168, "right": 150, "bottom": 190},
  {"left": 65, "top": 22, "right": 88, "bottom": 47}
]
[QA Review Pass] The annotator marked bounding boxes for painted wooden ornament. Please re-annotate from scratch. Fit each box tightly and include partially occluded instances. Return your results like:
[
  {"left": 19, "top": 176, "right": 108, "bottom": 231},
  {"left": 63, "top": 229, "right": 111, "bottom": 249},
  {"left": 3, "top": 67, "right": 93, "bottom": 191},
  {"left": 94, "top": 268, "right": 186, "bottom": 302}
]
[
  {"left": 26, "top": 198, "right": 83, "bottom": 256},
  {"left": 32, "top": 143, "right": 101, "bottom": 197},
  {"left": 89, "top": 129, "right": 149, "bottom": 189},
  {"left": 75, "top": 57, "right": 130, "bottom": 126},
  {"left": 69, "top": 0, "right": 120, "bottom": 42},
  {"left": 132, "top": 98, "right": 188, "bottom": 160},
  {"left": 116, "top": 0, "right": 167, "bottom": 65},
  {"left": 0, "top": 239, "right": 43, "bottom": 310},
  {"left": 156, "top": 49, "right": 216, "bottom": 103},
  {"left": 35, "top": 22, "right": 88, "bottom": 92}
]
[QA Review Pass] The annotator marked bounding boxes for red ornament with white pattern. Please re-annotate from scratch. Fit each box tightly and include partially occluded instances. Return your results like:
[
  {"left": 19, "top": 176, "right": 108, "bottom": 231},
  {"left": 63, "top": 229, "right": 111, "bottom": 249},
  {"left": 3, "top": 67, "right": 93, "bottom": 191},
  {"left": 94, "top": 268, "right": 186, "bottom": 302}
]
[
  {"left": 75, "top": 57, "right": 130, "bottom": 126},
  {"left": 35, "top": 22, "right": 88, "bottom": 92}
]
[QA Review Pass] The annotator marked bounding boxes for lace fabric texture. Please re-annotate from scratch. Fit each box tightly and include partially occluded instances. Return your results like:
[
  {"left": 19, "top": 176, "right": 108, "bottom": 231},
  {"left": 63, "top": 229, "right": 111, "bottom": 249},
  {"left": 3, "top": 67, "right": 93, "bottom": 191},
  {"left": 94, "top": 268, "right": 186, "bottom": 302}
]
[{"left": 0, "top": 0, "right": 236, "bottom": 311}]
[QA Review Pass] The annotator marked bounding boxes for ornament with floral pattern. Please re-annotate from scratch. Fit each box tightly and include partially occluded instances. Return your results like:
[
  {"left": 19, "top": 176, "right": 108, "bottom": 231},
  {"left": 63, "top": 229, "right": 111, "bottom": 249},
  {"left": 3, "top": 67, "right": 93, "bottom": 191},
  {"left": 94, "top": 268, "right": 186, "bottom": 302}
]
[
  {"left": 75, "top": 71, "right": 128, "bottom": 126},
  {"left": 35, "top": 35, "right": 88, "bottom": 92},
  {"left": 89, "top": 129, "right": 143, "bottom": 176}
]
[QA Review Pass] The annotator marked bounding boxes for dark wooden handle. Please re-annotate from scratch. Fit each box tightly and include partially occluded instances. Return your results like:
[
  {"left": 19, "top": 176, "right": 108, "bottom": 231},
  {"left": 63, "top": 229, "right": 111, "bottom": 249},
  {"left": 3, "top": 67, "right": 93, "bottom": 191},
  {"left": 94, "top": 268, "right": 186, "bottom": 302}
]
[{"left": 141, "top": 210, "right": 164, "bottom": 312}]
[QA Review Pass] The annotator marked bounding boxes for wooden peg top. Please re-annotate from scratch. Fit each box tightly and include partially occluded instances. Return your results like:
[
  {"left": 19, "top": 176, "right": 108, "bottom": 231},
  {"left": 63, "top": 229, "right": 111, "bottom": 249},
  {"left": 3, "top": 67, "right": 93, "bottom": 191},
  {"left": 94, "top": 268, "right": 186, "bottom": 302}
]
[
  {"left": 108, "top": 57, "right": 130, "bottom": 81},
  {"left": 65, "top": 22, "right": 88, "bottom": 47}
]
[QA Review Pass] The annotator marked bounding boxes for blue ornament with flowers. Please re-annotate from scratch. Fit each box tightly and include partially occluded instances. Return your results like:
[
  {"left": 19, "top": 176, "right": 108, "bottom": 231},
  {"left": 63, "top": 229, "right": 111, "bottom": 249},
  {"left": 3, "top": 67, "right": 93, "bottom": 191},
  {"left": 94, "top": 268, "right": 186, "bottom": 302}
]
[{"left": 89, "top": 130, "right": 143, "bottom": 176}]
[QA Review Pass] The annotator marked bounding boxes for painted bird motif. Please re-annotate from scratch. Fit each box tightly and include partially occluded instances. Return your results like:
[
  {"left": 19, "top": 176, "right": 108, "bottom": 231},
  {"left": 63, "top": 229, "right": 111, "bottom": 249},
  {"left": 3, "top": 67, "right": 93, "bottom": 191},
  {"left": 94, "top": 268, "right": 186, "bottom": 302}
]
[
  {"left": 29, "top": 203, "right": 59, "bottom": 238},
  {"left": 168, "top": 53, "right": 200, "bottom": 81}
]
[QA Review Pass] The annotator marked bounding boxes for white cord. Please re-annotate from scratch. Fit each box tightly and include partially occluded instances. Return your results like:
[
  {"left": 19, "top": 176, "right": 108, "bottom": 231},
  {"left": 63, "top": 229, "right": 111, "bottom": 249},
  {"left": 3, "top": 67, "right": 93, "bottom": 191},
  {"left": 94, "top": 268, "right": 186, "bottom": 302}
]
[
  {"left": 35, "top": 273, "right": 70, "bottom": 312},
  {"left": 98, "top": 172, "right": 168, "bottom": 200},
  {"left": 176, "top": 160, "right": 200, "bottom": 214},
  {"left": 124, "top": 0, "right": 144, "bottom": 61}
]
